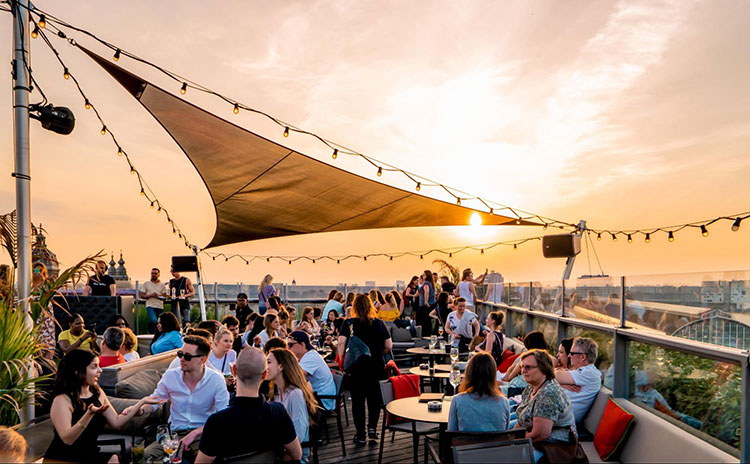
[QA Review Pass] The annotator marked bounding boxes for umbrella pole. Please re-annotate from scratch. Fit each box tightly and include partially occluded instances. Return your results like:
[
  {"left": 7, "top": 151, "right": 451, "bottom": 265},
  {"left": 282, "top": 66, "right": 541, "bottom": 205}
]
[{"left": 192, "top": 246, "right": 207, "bottom": 321}]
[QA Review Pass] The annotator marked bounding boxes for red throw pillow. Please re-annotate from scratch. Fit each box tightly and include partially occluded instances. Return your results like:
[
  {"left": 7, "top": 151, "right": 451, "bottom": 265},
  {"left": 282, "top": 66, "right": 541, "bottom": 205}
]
[
  {"left": 498, "top": 352, "right": 520, "bottom": 372},
  {"left": 594, "top": 398, "right": 635, "bottom": 460}
]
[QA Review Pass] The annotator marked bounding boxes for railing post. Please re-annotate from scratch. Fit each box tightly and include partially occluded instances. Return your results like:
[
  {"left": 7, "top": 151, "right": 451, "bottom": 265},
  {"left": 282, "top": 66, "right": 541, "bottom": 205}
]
[
  {"left": 505, "top": 307, "right": 513, "bottom": 339},
  {"left": 613, "top": 276, "right": 629, "bottom": 398},
  {"left": 561, "top": 279, "right": 566, "bottom": 317},
  {"left": 528, "top": 282, "right": 533, "bottom": 310},
  {"left": 214, "top": 282, "right": 219, "bottom": 318},
  {"left": 741, "top": 355, "right": 749, "bottom": 463},
  {"left": 134, "top": 280, "right": 139, "bottom": 335}
]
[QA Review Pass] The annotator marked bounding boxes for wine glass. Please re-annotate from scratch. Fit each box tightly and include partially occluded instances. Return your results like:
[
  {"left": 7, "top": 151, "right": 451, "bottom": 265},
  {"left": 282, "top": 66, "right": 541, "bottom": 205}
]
[
  {"left": 156, "top": 425, "right": 169, "bottom": 446},
  {"left": 450, "top": 347, "right": 459, "bottom": 363},
  {"left": 429, "top": 335, "right": 437, "bottom": 351},
  {"left": 162, "top": 436, "right": 178, "bottom": 458},
  {"left": 438, "top": 325, "right": 444, "bottom": 338},
  {"left": 449, "top": 367, "right": 461, "bottom": 394}
]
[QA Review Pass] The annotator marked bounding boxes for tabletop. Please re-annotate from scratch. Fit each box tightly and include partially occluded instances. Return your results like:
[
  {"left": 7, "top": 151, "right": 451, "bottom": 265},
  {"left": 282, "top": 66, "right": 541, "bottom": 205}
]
[
  {"left": 385, "top": 396, "right": 450, "bottom": 424},
  {"left": 406, "top": 347, "right": 451, "bottom": 356},
  {"left": 408, "top": 366, "right": 452, "bottom": 378}
]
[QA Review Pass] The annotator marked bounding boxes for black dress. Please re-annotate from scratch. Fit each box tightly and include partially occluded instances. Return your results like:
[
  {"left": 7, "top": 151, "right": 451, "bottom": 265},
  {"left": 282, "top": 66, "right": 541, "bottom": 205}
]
[{"left": 44, "top": 394, "right": 109, "bottom": 464}]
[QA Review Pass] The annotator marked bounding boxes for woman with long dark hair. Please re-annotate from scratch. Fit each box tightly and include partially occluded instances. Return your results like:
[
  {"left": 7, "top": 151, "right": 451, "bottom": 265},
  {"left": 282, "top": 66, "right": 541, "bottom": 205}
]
[
  {"left": 403, "top": 276, "right": 420, "bottom": 318},
  {"left": 149, "top": 312, "right": 182, "bottom": 355},
  {"left": 475, "top": 311, "right": 506, "bottom": 366},
  {"left": 45, "top": 350, "right": 160, "bottom": 463},
  {"left": 337, "top": 294, "right": 392, "bottom": 445},
  {"left": 416, "top": 270, "right": 436, "bottom": 336},
  {"left": 448, "top": 352, "right": 510, "bottom": 432}
]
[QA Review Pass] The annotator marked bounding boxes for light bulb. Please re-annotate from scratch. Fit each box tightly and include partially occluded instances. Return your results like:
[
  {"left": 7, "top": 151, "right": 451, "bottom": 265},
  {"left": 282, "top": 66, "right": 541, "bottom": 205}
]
[
  {"left": 337, "top": 259, "right": 340, "bottom": 264},
  {"left": 627, "top": 234, "right": 632, "bottom": 243},
  {"left": 448, "top": 253, "right": 452, "bottom": 258},
  {"left": 150, "top": 201, "right": 155, "bottom": 209},
  {"left": 611, "top": 233, "right": 617, "bottom": 242},
  {"left": 283, "top": 126, "right": 289, "bottom": 137},
  {"left": 543, "top": 223, "right": 548, "bottom": 230},
  {"left": 456, "top": 198, "right": 461, "bottom": 206},
  {"left": 377, "top": 167, "right": 382, "bottom": 177},
  {"left": 130, "top": 168, "right": 135, "bottom": 175},
  {"left": 732, "top": 217, "right": 741, "bottom": 232},
  {"left": 513, "top": 244, "right": 518, "bottom": 250},
  {"left": 101, "top": 125, "right": 107, "bottom": 135},
  {"left": 415, "top": 182, "right": 421, "bottom": 192},
  {"left": 113, "top": 49, "right": 121, "bottom": 61},
  {"left": 140, "top": 189, "right": 145, "bottom": 196},
  {"left": 31, "top": 25, "right": 39, "bottom": 39},
  {"left": 597, "top": 233, "right": 601, "bottom": 241},
  {"left": 700, "top": 225, "right": 709, "bottom": 237},
  {"left": 180, "top": 82, "right": 187, "bottom": 94},
  {"left": 480, "top": 249, "right": 484, "bottom": 255},
  {"left": 84, "top": 99, "right": 91, "bottom": 109},
  {"left": 389, "top": 256, "right": 393, "bottom": 261},
  {"left": 668, "top": 231, "right": 675, "bottom": 242},
  {"left": 63, "top": 68, "right": 70, "bottom": 80},
  {"left": 332, "top": 149, "right": 338, "bottom": 159},
  {"left": 233, "top": 103, "right": 239, "bottom": 114},
  {"left": 645, "top": 233, "right": 650, "bottom": 243},
  {"left": 212, "top": 256, "right": 216, "bottom": 261},
  {"left": 288, "top": 260, "right": 292, "bottom": 265},
  {"left": 117, "top": 148, "right": 123, "bottom": 156},
  {"left": 516, "top": 219, "right": 521, "bottom": 225},
  {"left": 245, "top": 260, "right": 249, "bottom": 265},
  {"left": 363, "top": 256, "right": 367, "bottom": 261},
  {"left": 419, "top": 255, "right": 423, "bottom": 260},
  {"left": 38, "top": 15, "right": 46, "bottom": 28},
  {"left": 266, "top": 258, "right": 270, "bottom": 262},
  {"left": 312, "top": 259, "right": 316, "bottom": 264}
]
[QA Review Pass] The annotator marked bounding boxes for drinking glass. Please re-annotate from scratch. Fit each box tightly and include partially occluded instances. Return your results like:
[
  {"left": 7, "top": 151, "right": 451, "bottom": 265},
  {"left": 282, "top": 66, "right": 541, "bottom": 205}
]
[
  {"left": 180, "top": 288, "right": 186, "bottom": 299},
  {"left": 438, "top": 325, "right": 444, "bottom": 337},
  {"left": 156, "top": 425, "right": 169, "bottom": 445},
  {"left": 449, "top": 367, "right": 461, "bottom": 392},
  {"left": 450, "top": 347, "right": 459, "bottom": 363},
  {"left": 429, "top": 335, "right": 437, "bottom": 351},
  {"left": 162, "top": 437, "right": 178, "bottom": 457}
]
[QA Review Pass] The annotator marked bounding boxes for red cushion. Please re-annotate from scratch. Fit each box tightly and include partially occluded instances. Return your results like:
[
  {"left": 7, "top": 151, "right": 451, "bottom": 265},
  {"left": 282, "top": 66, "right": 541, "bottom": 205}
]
[
  {"left": 498, "top": 352, "right": 520, "bottom": 372},
  {"left": 594, "top": 398, "right": 635, "bottom": 460}
]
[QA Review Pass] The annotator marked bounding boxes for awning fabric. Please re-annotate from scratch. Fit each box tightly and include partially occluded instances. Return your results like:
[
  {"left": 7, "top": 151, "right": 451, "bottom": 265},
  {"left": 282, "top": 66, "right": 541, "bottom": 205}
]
[{"left": 85, "top": 49, "right": 532, "bottom": 249}]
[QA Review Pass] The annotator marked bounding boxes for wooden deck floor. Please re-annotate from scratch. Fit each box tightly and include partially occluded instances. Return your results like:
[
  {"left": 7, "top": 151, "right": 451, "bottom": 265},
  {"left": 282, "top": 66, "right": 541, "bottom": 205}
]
[{"left": 316, "top": 394, "right": 433, "bottom": 464}]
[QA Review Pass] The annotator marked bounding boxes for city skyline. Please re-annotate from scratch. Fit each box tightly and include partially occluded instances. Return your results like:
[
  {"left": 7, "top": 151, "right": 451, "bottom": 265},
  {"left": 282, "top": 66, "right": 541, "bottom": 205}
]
[{"left": 1, "top": 0, "right": 749, "bottom": 285}]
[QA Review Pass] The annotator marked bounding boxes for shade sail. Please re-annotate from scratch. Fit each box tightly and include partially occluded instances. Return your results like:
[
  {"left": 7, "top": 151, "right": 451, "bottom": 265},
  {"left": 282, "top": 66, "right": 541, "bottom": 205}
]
[{"left": 85, "top": 49, "right": 533, "bottom": 249}]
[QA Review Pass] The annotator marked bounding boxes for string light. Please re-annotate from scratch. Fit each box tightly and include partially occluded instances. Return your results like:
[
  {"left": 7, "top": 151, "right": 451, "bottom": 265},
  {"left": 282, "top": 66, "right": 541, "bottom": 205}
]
[
  {"left": 415, "top": 182, "right": 421, "bottom": 192},
  {"left": 130, "top": 167, "right": 135, "bottom": 175},
  {"left": 202, "top": 234, "right": 546, "bottom": 265},
  {"left": 180, "top": 82, "right": 187, "bottom": 94},
  {"left": 283, "top": 126, "right": 289, "bottom": 137},
  {"left": 139, "top": 188, "right": 145, "bottom": 196},
  {"left": 38, "top": 14, "right": 45, "bottom": 28},
  {"left": 611, "top": 233, "right": 617, "bottom": 242},
  {"left": 597, "top": 233, "right": 601, "bottom": 241},
  {"left": 456, "top": 198, "right": 461, "bottom": 206},
  {"left": 312, "top": 259, "right": 316, "bottom": 264},
  {"left": 516, "top": 219, "right": 521, "bottom": 225},
  {"left": 627, "top": 234, "right": 632, "bottom": 243},
  {"left": 233, "top": 103, "right": 239, "bottom": 114},
  {"left": 332, "top": 149, "right": 338, "bottom": 159},
  {"left": 150, "top": 201, "right": 155, "bottom": 209},
  {"left": 31, "top": 25, "right": 39, "bottom": 38},
  {"left": 480, "top": 248, "right": 484, "bottom": 254},
  {"left": 543, "top": 223, "right": 548, "bottom": 230},
  {"left": 84, "top": 99, "right": 90, "bottom": 109},
  {"left": 732, "top": 217, "right": 742, "bottom": 231},
  {"left": 668, "top": 231, "right": 675, "bottom": 242},
  {"left": 113, "top": 48, "right": 120, "bottom": 61},
  {"left": 377, "top": 167, "right": 382, "bottom": 177},
  {"left": 100, "top": 125, "right": 107, "bottom": 135},
  {"left": 63, "top": 67, "right": 70, "bottom": 79},
  {"left": 700, "top": 225, "right": 709, "bottom": 237},
  {"left": 117, "top": 148, "right": 123, "bottom": 156},
  {"left": 645, "top": 233, "right": 650, "bottom": 243}
]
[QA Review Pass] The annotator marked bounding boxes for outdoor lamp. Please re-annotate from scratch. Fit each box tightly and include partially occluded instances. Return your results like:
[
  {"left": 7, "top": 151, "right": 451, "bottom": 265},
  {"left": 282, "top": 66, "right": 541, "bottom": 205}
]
[{"left": 29, "top": 104, "right": 75, "bottom": 135}]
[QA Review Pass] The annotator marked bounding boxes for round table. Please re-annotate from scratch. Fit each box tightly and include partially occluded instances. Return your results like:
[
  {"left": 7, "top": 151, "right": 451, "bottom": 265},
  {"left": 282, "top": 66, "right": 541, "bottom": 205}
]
[
  {"left": 434, "top": 363, "right": 465, "bottom": 373},
  {"left": 385, "top": 396, "right": 450, "bottom": 424},
  {"left": 408, "top": 366, "right": 451, "bottom": 379},
  {"left": 406, "top": 347, "right": 451, "bottom": 356}
]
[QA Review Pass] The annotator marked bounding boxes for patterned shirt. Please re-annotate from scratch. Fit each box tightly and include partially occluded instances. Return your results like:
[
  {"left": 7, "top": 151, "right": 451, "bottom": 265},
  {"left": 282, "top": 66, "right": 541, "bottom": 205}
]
[{"left": 515, "top": 379, "right": 576, "bottom": 442}]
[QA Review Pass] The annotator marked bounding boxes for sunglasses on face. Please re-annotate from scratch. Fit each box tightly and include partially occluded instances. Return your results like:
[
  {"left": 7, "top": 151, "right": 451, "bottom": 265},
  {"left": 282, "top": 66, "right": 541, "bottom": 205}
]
[
  {"left": 568, "top": 351, "right": 585, "bottom": 357},
  {"left": 176, "top": 351, "right": 204, "bottom": 361}
]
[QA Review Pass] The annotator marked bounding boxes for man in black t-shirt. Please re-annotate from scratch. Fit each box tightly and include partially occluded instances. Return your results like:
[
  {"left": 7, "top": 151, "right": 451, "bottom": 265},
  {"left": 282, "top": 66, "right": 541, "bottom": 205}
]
[
  {"left": 232, "top": 293, "right": 253, "bottom": 332},
  {"left": 196, "top": 348, "right": 301, "bottom": 463},
  {"left": 84, "top": 260, "right": 116, "bottom": 296}
]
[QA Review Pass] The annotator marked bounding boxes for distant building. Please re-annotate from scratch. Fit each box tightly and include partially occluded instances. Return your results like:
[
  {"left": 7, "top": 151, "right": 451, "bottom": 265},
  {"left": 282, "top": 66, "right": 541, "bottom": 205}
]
[
  {"left": 32, "top": 224, "right": 59, "bottom": 279},
  {"left": 107, "top": 251, "right": 132, "bottom": 289},
  {"left": 365, "top": 280, "right": 376, "bottom": 288}
]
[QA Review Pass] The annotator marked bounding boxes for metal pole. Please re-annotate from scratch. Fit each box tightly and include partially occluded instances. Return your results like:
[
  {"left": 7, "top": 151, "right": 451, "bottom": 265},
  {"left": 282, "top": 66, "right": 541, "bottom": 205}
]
[
  {"left": 613, "top": 276, "right": 630, "bottom": 398},
  {"left": 192, "top": 246, "right": 207, "bottom": 321},
  {"left": 12, "top": 0, "right": 34, "bottom": 423},
  {"left": 740, "top": 356, "right": 749, "bottom": 463}
]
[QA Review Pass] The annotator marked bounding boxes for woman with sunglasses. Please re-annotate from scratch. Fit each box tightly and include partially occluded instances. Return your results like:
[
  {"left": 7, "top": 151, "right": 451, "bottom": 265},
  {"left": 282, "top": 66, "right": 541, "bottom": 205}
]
[
  {"left": 513, "top": 349, "right": 576, "bottom": 462},
  {"left": 150, "top": 312, "right": 183, "bottom": 355}
]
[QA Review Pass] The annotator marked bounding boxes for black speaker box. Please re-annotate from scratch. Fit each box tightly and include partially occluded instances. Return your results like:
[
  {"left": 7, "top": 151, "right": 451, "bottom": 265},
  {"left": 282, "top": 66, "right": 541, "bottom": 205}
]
[
  {"left": 172, "top": 255, "right": 199, "bottom": 272},
  {"left": 542, "top": 234, "right": 581, "bottom": 258}
]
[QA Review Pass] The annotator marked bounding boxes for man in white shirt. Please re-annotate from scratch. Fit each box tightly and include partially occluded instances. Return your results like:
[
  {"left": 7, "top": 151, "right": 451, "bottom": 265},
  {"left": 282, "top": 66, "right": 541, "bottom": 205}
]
[
  {"left": 139, "top": 268, "right": 167, "bottom": 333},
  {"left": 287, "top": 331, "right": 336, "bottom": 410},
  {"left": 126, "top": 335, "right": 229, "bottom": 463},
  {"left": 555, "top": 337, "right": 602, "bottom": 423}
]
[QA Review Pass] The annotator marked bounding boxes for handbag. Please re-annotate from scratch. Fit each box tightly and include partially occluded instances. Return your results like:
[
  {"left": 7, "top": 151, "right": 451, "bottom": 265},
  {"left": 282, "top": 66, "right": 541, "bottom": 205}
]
[
  {"left": 533, "top": 426, "right": 588, "bottom": 464},
  {"left": 342, "top": 320, "right": 371, "bottom": 372}
]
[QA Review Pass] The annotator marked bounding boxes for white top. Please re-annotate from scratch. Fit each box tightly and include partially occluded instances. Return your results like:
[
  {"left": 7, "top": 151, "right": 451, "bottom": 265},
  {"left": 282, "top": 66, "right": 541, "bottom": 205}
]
[
  {"left": 276, "top": 386, "right": 309, "bottom": 444},
  {"left": 446, "top": 309, "right": 478, "bottom": 345},
  {"left": 565, "top": 363, "right": 603, "bottom": 422},
  {"left": 208, "top": 349, "right": 237, "bottom": 375},
  {"left": 457, "top": 281, "right": 474, "bottom": 306},
  {"left": 123, "top": 351, "right": 140, "bottom": 362},
  {"left": 150, "top": 366, "right": 229, "bottom": 431},
  {"left": 258, "top": 329, "right": 272, "bottom": 346},
  {"left": 299, "top": 350, "right": 335, "bottom": 410},
  {"left": 140, "top": 280, "right": 167, "bottom": 309}
]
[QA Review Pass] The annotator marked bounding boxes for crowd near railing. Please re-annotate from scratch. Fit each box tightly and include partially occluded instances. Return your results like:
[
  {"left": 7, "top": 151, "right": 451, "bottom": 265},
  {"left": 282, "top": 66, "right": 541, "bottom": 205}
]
[{"left": 130, "top": 271, "right": 750, "bottom": 461}]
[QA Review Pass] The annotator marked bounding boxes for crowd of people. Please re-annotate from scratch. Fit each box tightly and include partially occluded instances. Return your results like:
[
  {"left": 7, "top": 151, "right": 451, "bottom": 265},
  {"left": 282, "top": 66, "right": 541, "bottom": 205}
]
[{"left": 12, "top": 267, "right": 615, "bottom": 464}]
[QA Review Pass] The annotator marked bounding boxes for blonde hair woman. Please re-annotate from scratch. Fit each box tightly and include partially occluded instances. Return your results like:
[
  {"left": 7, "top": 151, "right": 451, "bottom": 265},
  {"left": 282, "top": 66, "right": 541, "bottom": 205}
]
[
  {"left": 209, "top": 327, "right": 237, "bottom": 378},
  {"left": 378, "top": 292, "right": 402, "bottom": 322},
  {"left": 258, "top": 274, "right": 276, "bottom": 315},
  {"left": 267, "top": 348, "right": 318, "bottom": 462}
]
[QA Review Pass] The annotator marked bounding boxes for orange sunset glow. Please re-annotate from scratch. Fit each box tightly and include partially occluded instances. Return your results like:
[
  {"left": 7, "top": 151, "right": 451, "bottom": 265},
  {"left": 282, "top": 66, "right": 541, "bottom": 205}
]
[{"left": 1, "top": 0, "right": 748, "bottom": 286}]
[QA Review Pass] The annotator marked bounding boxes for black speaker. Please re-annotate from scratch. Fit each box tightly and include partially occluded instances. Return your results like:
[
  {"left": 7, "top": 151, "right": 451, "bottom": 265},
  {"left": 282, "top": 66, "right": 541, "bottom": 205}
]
[
  {"left": 542, "top": 234, "right": 581, "bottom": 258},
  {"left": 172, "top": 255, "right": 199, "bottom": 272}
]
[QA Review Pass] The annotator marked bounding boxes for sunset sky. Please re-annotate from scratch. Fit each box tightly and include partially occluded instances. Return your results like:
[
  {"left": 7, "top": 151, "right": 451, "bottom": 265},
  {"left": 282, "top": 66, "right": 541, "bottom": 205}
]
[{"left": 0, "top": 0, "right": 748, "bottom": 287}]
